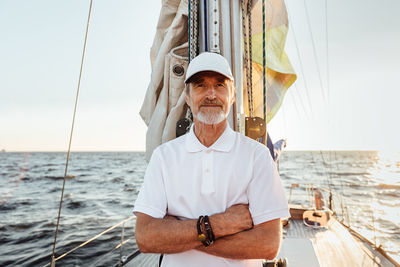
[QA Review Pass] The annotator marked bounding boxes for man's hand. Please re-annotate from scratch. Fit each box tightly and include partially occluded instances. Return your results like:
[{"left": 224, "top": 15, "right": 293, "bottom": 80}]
[
  {"left": 195, "top": 205, "right": 283, "bottom": 260},
  {"left": 210, "top": 204, "right": 253, "bottom": 238},
  {"left": 163, "top": 214, "right": 179, "bottom": 220},
  {"left": 196, "top": 218, "right": 282, "bottom": 260}
]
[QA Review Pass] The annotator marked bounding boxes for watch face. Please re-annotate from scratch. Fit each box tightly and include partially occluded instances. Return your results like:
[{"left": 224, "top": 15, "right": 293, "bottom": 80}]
[{"left": 198, "top": 233, "right": 207, "bottom": 242}]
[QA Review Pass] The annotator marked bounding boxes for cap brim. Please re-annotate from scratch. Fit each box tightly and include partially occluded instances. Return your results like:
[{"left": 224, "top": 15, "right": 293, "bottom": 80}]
[{"left": 185, "top": 69, "right": 234, "bottom": 83}]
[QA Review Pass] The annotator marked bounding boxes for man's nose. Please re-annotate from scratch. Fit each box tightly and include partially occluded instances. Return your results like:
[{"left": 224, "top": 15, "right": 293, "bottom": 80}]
[{"left": 206, "top": 85, "right": 216, "bottom": 99}]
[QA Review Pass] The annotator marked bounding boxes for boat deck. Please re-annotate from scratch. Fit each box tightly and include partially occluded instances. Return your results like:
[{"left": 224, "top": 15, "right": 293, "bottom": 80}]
[
  {"left": 126, "top": 216, "right": 397, "bottom": 267},
  {"left": 281, "top": 218, "right": 395, "bottom": 267},
  {"left": 126, "top": 252, "right": 159, "bottom": 266}
]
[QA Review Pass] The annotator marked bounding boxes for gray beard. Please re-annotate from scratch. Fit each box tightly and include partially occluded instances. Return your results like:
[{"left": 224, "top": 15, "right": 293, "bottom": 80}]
[{"left": 194, "top": 108, "right": 228, "bottom": 125}]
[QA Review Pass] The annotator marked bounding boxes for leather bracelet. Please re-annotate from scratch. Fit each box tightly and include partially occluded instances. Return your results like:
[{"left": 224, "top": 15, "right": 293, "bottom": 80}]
[
  {"left": 203, "top": 215, "right": 215, "bottom": 244},
  {"left": 197, "top": 216, "right": 211, "bottom": 246}
]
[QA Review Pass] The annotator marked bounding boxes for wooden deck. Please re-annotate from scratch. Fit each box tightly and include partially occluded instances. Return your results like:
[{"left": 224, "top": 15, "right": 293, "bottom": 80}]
[
  {"left": 126, "top": 252, "right": 159, "bottom": 267},
  {"left": 281, "top": 217, "right": 396, "bottom": 267}
]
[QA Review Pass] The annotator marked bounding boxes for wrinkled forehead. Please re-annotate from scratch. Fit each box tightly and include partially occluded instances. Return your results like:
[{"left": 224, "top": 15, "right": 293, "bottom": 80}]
[{"left": 187, "top": 71, "right": 230, "bottom": 85}]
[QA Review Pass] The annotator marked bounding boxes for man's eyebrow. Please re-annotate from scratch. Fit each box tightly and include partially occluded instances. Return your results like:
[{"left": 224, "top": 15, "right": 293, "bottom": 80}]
[
  {"left": 217, "top": 78, "right": 228, "bottom": 83},
  {"left": 192, "top": 78, "right": 205, "bottom": 84}
]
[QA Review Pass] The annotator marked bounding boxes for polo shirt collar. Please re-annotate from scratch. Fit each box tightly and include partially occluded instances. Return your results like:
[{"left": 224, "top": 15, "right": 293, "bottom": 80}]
[{"left": 185, "top": 123, "right": 236, "bottom": 153}]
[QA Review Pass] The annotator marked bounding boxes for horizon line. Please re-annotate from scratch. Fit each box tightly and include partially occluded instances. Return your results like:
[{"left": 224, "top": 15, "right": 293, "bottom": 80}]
[{"left": 0, "top": 149, "right": 385, "bottom": 153}]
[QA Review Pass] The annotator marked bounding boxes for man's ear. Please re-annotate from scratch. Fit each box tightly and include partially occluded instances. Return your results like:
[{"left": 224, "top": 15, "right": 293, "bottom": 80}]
[
  {"left": 185, "top": 87, "right": 190, "bottom": 106},
  {"left": 230, "top": 84, "right": 236, "bottom": 104}
]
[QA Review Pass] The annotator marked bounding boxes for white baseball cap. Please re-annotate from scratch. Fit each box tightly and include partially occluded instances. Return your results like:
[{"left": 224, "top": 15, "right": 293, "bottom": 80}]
[{"left": 184, "top": 52, "right": 234, "bottom": 83}]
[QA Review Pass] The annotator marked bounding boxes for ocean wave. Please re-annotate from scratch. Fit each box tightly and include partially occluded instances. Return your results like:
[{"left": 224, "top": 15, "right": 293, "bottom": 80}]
[
  {"left": 331, "top": 171, "right": 371, "bottom": 176},
  {"left": 43, "top": 163, "right": 57, "bottom": 167},
  {"left": 44, "top": 175, "right": 75, "bottom": 180},
  {"left": 7, "top": 221, "right": 44, "bottom": 231},
  {"left": 0, "top": 203, "right": 17, "bottom": 211},
  {"left": 112, "top": 177, "right": 124, "bottom": 183},
  {"left": 376, "top": 183, "right": 400, "bottom": 189},
  {"left": 12, "top": 229, "right": 54, "bottom": 245},
  {"left": 18, "top": 176, "right": 31, "bottom": 181},
  {"left": 66, "top": 200, "right": 86, "bottom": 210}
]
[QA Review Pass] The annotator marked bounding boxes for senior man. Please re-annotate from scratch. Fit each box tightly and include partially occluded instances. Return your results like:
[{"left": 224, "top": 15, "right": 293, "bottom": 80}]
[{"left": 133, "top": 52, "right": 289, "bottom": 267}]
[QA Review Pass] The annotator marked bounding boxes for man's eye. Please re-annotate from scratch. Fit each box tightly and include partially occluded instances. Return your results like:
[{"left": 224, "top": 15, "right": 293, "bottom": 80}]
[{"left": 217, "top": 83, "right": 225, "bottom": 87}]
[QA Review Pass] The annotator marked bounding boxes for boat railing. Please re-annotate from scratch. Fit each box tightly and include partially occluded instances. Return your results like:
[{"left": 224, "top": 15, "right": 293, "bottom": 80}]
[{"left": 43, "top": 216, "right": 136, "bottom": 267}]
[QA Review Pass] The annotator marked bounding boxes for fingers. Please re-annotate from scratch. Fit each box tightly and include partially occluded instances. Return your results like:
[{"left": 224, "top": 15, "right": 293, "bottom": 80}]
[{"left": 164, "top": 214, "right": 178, "bottom": 220}]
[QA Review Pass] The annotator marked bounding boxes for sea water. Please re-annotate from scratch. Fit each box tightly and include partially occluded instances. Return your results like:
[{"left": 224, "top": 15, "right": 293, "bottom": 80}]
[{"left": 0, "top": 151, "right": 399, "bottom": 266}]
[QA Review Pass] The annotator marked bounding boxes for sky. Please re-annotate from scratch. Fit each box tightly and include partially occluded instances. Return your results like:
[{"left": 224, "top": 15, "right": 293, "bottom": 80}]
[{"left": 0, "top": 0, "right": 399, "bottom": 152}]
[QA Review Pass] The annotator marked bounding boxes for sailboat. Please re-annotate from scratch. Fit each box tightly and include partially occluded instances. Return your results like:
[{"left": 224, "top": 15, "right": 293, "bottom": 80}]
[
  {"left": 126, "top": 0, "right": 400, "bottom": 266},
  {"left": 47, "top": 0, "right": 400, "bottom": 266}
]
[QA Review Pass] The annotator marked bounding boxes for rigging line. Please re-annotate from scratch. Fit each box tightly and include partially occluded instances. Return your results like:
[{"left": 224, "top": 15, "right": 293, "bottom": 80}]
[
  {"left": 319, "top": 150, "right": 332, "bottom": 192},
  {"left": 247, "top": 0, "right": 254, "bottom": 117},
  {"left": 89, "top": 237, "right": 134, "bottom": 267},
  {"left": 286, "top": 3, "right": 313, "bottom": 116},
  {"left": 241, "top": 0, "right": 251, "bottom": 116},
  {"left": 262, "top": 0, "right": 267, "bottom": 121},
  {"left": 203, "top": 0, "right": 208, "bottom": 51},
  {"left": 289, "top": 85, "right": 302, "bottom": 121},
  {"left": 292, "top": 83, "right": 310, "bottom": 120},
  {"left": 188, "top": 0, "right": 191, "bottom": 60},
  {"left": 333, "top": 150, "right": 347, "bottom": 222},
  {"left": 50, "top": 0, "right": 93, "bottom": 265},
  {"left": 303, "top": 0, "right": 327, "bottom": 104},
  {"left": 46, "top": 216, "right": 136, "bottom": 267},
  {"left": 328, "top": 150, "right": 334, "bottom": 190},
  {"left": 189, "top": 0, "right": 200, "bottom": 61},
  {"left": 281, "top": 100, "right": 288, "bottom": 137},
  {"left": 325, "top": 0, "right": 330, "bottom": 101}
]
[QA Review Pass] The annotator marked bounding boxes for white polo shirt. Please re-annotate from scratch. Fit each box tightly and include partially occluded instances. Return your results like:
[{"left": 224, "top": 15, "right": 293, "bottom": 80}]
[{"left": 133, "top": 124, "right": 290, "bottom": 267}]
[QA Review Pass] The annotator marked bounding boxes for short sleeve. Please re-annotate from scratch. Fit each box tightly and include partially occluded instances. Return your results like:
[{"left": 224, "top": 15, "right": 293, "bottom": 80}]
[
  {"left": 133, "top": 148, "right": 167, "bottom": 218},
  {"left": 247, "top": 146, "right": 290, "bottom": 225}
]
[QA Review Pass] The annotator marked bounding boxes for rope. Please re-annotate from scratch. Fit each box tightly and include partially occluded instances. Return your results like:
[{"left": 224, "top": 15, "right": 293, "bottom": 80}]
[
  {"left": 187, "top": 0, "right": 199, "bottom": 121},
  {"left": 241, "top": 0, "right": 250, "bottom": 115},
  {"left": 247, "top": 0, "right": 254, "bottom": 117},
  {"left": 50, "top": 1, "right": 93, "bottom": 266},
  {"left": 262, "top": 0, "right": 267, "bottom": 121},
  {"left": 189, "top": 0, "right": 199, "bottom": 61},
  {"left": 241, "top": 0, "right": 254, "bottom": 117}
]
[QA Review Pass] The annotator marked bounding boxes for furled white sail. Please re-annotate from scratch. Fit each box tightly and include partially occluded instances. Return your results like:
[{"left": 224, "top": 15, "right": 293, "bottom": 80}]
[{"left": 139, "top": 0, "right": 189, "bottom": 161}]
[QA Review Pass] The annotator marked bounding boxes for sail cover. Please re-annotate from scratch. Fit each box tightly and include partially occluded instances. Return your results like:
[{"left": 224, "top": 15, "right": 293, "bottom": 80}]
[{"left": 139, "top": 0, "right": 296, "bottom": 160}]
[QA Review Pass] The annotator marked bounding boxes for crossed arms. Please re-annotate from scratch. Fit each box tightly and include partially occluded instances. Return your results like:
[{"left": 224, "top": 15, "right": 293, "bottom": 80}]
[{"left": 134, "top": 204, "right": 282, "bottom": 260}]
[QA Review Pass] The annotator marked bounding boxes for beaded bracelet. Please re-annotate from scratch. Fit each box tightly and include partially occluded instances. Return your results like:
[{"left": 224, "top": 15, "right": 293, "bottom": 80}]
[
  {"left": 203, "top": 215, "right": 215, "bottom": 244},
  {"left": 197, "top": 216, "right": 211, "bottom": 247}
]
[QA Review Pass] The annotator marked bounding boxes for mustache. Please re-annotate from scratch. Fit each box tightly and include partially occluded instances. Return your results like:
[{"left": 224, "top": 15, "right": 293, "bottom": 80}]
[{"left": 199, "top": 99, "right": 223, "bottom": 106}]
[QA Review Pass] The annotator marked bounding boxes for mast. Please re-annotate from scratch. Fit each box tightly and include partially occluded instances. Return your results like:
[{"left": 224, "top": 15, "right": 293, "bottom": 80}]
[{"left": 194, "top": 0, "right": 245, "bottom": 133}]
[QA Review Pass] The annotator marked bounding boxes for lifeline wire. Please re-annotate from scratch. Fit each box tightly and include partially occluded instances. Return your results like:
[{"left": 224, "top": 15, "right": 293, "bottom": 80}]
[{"left": 50, "top": 0, "right": 93, "bottom": 266}]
